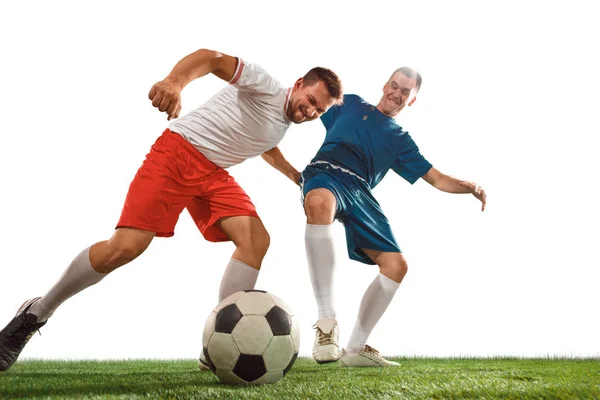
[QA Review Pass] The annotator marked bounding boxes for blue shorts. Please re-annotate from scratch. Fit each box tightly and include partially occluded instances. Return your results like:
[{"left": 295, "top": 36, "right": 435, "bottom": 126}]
[{"left": 301, "top": 164, "right": 401, "bottom": 265}]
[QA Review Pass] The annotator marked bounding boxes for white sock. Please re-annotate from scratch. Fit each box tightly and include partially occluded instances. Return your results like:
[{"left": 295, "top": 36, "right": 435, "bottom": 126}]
[
  {"left": 219, "top": 259, "right": 259, "bottom": 302},
  {"left": 305, "top": 223, "right": 336, "bottom": 319},
  {"left": 28, "top": 247, "right": 107, "bottom": 322},
  {"left": 346, "top": 273, "right": 400, "bottom": 353}
]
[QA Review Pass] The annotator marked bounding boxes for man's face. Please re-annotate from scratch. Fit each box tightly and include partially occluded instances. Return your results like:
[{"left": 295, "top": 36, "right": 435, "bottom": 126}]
[
  {"left": 287, "top": 79, "right": 336, "bottom": 124},
  {"left": 378, "top": 72, "right": 418, "bottom": 117}
]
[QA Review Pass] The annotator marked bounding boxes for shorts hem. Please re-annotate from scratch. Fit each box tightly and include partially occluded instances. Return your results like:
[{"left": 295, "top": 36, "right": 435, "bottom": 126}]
[
  {"left": 201, "top": 211, "right": 261, "bottom": 243},
  {"left": 115, "top": 224, "right": 173, "bottom": 238},
  {"left": 349, "top": 245, "right": 402, "bottom": 265}
]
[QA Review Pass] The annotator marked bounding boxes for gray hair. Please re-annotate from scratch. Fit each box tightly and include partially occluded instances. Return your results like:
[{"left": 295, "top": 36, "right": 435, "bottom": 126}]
[{"left": 389, "top": 67, "right": 422, "bottom": 92}]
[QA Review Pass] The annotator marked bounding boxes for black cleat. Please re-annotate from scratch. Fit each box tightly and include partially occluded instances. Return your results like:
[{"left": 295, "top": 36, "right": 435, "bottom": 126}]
[{"left": 0, "top": 297, "right": 46, "bottom": 372}]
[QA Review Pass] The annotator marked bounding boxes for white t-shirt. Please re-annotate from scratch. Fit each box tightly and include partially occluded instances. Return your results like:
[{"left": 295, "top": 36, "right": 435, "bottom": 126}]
[{"left": 169, "top": 59, "right": 292, "bottom": 169}]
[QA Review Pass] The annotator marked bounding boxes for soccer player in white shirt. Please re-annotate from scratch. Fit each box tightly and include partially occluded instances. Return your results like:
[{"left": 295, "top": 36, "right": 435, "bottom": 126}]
[{"left": 0, "top": 48, "right": 343, "bottom": 372}]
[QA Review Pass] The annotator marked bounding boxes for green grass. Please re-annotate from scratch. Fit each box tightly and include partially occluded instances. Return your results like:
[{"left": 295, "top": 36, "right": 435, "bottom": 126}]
[{"left": 0, "top": 357, "right": 599, "bottom": 399}]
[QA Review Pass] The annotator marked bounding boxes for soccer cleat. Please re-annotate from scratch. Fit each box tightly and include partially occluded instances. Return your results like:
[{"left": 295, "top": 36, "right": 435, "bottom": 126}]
[
  {"left": 198, "top": 350, "right": 210, "bottom": 371},
  {"left": 312, "top": 317, "right": 341, "bottom": 364},
  {"left": 0, "top": 297, "right": 46, "bottom": 372},
  {"left": 339, "top": 344, "right": 400, "bottom": 367}
]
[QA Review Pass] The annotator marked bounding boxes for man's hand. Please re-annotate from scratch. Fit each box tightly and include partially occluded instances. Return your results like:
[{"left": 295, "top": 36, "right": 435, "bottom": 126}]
[
  {"left": 148, "top": 79, "right": 182, "bottom": 121},
  {"left": 459, "top": 181, "right": 487, "bottom": 211},
  {"left": 293, "top": 171, "right": 302, "bottom": 186}
]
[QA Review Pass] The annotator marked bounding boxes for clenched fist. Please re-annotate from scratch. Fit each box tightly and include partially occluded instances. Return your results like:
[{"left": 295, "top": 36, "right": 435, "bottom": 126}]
[{"left": 148, "top": 79, "right": 182, "bottom": 121}]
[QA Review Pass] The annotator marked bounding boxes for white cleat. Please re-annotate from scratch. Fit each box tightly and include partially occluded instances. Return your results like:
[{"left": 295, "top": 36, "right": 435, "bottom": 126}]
[
  {"left": 198, "top": 351, "right": 210, "bottom": 371},
  {"left": 339, "top": 345, "right": 400, "bottom": 367},
  {"left": 312, "top": 317, "right": 342, "bottom": 364}
]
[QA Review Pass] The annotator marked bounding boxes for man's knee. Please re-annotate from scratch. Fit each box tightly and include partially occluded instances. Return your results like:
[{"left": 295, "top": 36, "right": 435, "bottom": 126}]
[
  {"left": 107, "top": 242, "right": 145, "bottom": 266},
  {"left": 380, "top": 254, "right": 408, "bottom": 283},
  {"left": 247, "top": 227, "right": 270, "bottom": 259},
  {"left": 304, "top": 189, "right": 336, "bottom": 223},
  {"left": 226, "top": 217, "right": 271, "bottom": 260},
  {"left": 91, "top": 228, "right": 154, "bottom": 273}
]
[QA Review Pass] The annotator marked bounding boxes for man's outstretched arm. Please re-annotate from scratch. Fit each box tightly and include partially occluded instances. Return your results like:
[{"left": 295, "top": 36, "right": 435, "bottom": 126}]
[
  {"left": 422, "top": 167, "right": 487, "bottom": 211},
  {"left": 148, "top": 49, "right": 239, "bottom": 120},
  {"left": 261, "top": 147, "right": 302, "bottom": 186}
]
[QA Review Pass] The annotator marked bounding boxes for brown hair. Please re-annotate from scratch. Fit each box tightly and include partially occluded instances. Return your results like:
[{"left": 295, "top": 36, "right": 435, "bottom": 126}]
[
  {"left": 390, "top": 67, "right": 422, "bottom": 92},
  {"left": 303, "top": 67, "right": 344, "bottom": 104}
]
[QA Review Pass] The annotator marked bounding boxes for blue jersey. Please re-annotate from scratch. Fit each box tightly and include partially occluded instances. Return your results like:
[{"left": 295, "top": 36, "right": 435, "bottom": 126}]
[{"left": 310, "top": 94, "right": 432, "bottom": 189}]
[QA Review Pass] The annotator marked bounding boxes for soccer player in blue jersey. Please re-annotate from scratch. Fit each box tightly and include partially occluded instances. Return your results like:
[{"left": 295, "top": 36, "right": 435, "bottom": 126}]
[{"left": 302, "top": 67, "right": 487, "bottom": 367}]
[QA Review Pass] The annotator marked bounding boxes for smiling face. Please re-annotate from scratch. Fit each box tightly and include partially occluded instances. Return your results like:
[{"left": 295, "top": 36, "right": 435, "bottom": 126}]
[
  {"left": 376, "top": 71, "right": 419, "bottom": 118},
  {"left": 286, "top": 79, "right": 336, "bottom": 124}
]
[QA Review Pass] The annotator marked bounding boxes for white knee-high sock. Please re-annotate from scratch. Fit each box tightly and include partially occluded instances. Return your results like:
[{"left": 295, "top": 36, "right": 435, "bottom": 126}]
[
  {"left": 219, "top": 259, "right": 259, "bottom": 302},
  {"left": 346, "top": 273, "right": 400, "bottom": 353},
  {"left": 28, "top": 247, "right": 107, "bottom": 322},
  {"left": 305, "top": 223, "right": 336, "bottom": 319}
]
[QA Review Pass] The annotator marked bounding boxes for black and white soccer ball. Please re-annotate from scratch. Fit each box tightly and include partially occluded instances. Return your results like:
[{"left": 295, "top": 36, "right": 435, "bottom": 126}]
[{"left": 201, "top": 290, "right": 300, "bottom": 385}]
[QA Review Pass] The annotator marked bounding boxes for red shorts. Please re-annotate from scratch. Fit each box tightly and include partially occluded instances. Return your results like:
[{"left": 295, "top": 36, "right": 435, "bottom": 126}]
[{"left": 117, "top": 129, "right": 259, "bottom": 241}]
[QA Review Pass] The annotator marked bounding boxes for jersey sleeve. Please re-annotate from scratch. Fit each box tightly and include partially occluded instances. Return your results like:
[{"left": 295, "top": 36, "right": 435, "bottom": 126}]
[
  {"left": 391, "top": 132, "right": 433, "bottom": 184},
  {"left": 320, "top": 104, "right": 342, "bottom": 129},
  {"left": 320, "top": 94, "right": 355, "bottom": 129},
  {"left": 229, "top": 59, "right": 281, "bottom": 95}
]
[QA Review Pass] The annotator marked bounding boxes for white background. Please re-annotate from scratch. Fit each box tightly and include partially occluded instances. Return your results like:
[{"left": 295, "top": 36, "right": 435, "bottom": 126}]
[{"left": 1, "top": 0, "right": 598, "bottom": 360}]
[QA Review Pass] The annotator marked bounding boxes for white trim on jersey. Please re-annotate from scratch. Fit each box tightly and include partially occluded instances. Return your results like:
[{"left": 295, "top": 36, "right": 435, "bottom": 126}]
[{"left": 229, "top": 58, "right": 245, "bottom": 85}]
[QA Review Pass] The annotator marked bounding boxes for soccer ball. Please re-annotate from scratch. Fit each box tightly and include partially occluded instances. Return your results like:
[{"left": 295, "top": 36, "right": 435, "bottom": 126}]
[{"left": 201, "top": 290, "right": 300, "bottom": 385}]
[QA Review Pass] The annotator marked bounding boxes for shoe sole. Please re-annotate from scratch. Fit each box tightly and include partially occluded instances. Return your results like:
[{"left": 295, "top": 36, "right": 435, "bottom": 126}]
[
  {"left": 339, "top": 358, "right": 401, "bottom": 368},
  {"left": 315, "top": 358, "right": 339, "bottom": 364}
]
